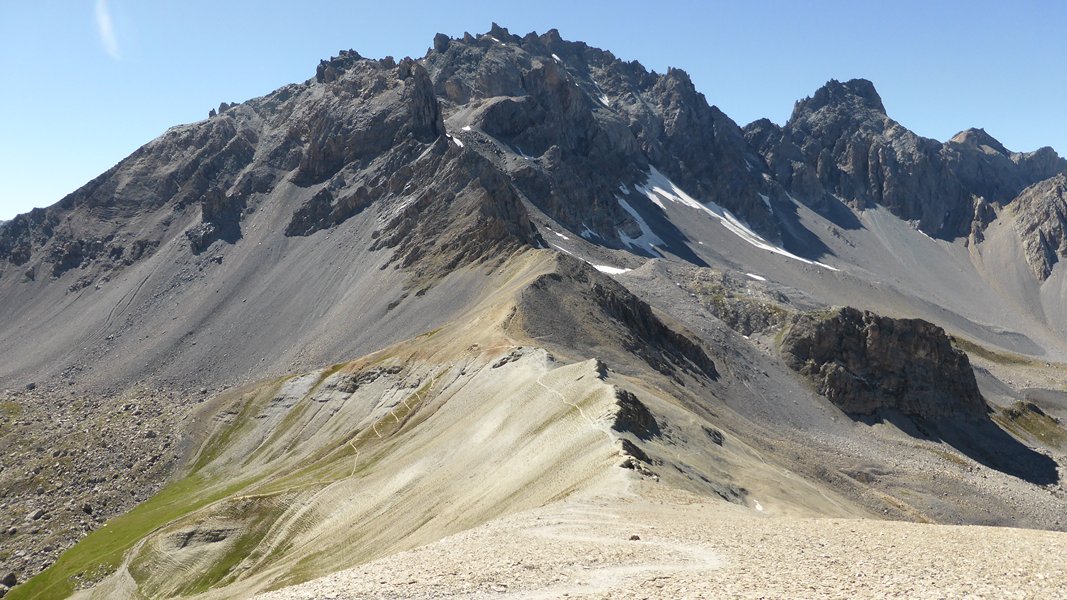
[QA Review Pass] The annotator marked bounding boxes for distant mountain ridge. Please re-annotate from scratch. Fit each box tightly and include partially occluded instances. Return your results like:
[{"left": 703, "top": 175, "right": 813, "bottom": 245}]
[
  {"left": 3, "top": 26, "right": 1066, "bottom": 289},
  {"left": 2, "top": 24, "right": 1067, "bottom": 392},
  {"left": 745, "top": 78, "right": 1066, "bottom": 244}
]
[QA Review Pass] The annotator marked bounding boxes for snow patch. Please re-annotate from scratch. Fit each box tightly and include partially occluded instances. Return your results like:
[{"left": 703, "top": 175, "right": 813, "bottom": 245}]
[
  {"left": 551, "top": 53, "right": 562, "bottom": 62},
  {"left": 549, "top": 243, "right": 631, "bottom": 274},
  {"left": 912, "top": 222, "right": 936, "bottom": 240},
  {"left": 461, "top": 125, "right": 472, "bottom": 131},
  {"left": 616, "top": 197, "right": 665, "bottom": 256},
  {"left": 550, "top": 243, "right": 573, "bottom": 256},
  {"left": 446, "top": 133, "right": 465, "bottom": 148},
  {"left": 592, "top": 264, "right": 631, "bottom": 275},
  {"left": 745, "top": 273, "right": 767, "bottom": 282},
  {"left": 618, "top": 184, "right": 630, "bottom": 195},
  {"left": 758, "top": 193, "right": 772, "bottom": 211},
  {"left": 589, "top": 78, "right": 611, "bottom": 106},
  {"left": 639, "top": 167, "right": 838, "bottom": 271},
  {"left": 554, "top": 231, "right": 570, "bottom": 240}
]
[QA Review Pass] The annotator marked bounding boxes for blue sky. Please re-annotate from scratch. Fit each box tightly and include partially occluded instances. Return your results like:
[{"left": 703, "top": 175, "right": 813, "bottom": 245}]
[{"left": 1, "top": 0, "right": 1065, "bottom": 220}]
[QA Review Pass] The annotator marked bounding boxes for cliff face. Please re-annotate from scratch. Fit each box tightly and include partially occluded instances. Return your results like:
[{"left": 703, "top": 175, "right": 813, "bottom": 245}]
[
  {"left": 423, "top": 25, "right": 786, "bottom": 248},
  {"left": 5, "top": 33, "right": 1066, "bottom": 290},
  {"left": 778, "top": 307, "right": 987, "bottom": 420},
  {"left": 0, "top": 51, "right": 538, "bottom": 289},
  {"left": 1009, "top": 174, "right": 1067, "bottom": 281},
  {"left": 745, "top": 79, "right": 1066, "bottom": 241}
]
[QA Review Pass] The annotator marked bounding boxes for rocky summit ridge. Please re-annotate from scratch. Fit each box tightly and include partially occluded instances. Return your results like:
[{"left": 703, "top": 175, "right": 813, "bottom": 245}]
[
  {"left": 745, "top": 77, "right": 1066, "bottom": 243},
  {"left": 3, "top": 26, "right": 1066, "bottom": 289}
]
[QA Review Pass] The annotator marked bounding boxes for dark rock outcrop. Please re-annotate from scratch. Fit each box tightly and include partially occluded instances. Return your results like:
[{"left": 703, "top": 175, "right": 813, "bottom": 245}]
[
  {"left": 519, "top": 255, "right": 717, "bottom": 381},
  {"left": 186, "top": 187, "right": 247, "bottom": 254},
  {"left": 423, "top": 27, "right": 784, "bottom": 248},
  {"left": 293, "top": 56, "right": 444, "bottom": 187},
  {"left": 1010, "top": 174, "right": 1067, "bottom": 280},
  {"left": 284, "top": 188, "right": 340, "bottom": 237},
  {"left": 612, "top": 388, "right": 660, "bottom": 440},
  {"left": 746, "top": 79, "right": 1067, "bottom": 240},
  {"left": 0, "top": 108, "right": 261, "bottom": 278},
  {"left": 367, "top": 138, "right": 541, "bottom": 279},
  {"left": 778, "top": 307, "right": 987, "bottom": 419},
  {"left": 5, "top": 30, "right": 1065, "bottom": 286}
]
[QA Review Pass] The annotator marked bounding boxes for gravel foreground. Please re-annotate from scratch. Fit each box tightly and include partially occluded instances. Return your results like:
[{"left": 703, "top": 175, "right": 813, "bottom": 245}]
[{"left": 255, "top": 487, "right": 1066, "bottom": 600}]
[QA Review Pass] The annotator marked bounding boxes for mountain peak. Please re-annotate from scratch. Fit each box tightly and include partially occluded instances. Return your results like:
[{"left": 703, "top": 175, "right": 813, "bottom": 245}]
[
  {"left": 950, "top": 127, "right": 1010, "bottom": 155},
  {"left": 792, "top": 78, "right": 886, "bottom": 119},
  {"left": 486, "top": 22, "right": 520, "bottom": 43}
]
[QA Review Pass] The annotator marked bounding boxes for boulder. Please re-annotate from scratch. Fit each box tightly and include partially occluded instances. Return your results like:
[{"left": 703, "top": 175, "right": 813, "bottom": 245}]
[{"left": 433, "top": 32, "right": 450, "bottom": 52}]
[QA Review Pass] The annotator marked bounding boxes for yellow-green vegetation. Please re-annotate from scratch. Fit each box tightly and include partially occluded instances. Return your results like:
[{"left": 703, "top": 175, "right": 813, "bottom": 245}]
[
  {"left": 193, "top": 378, "right": 286, "bottom": 472},
  {"left": 0, "top": 401, "right": 20, "bottom": 445},
  {"left": 311, "top": 362, "right": 349, "bottom": 392},
  {"left": 688, "top": 280, "right": 729, "bottom": 310},
  {"left": 951, "top": 336, "right": 1034, "bottom": 366},
  {"left": 6, "top": 472, "right": 254, "bottom": 600},
  {"left": 928, "top": 447, "right": 972, "bottom": 469},
  {"left": 0, "top": 400, "right": 21, "bottom": 418},
  {"left": 248, "top": 364, "right": 358, "bottom": 465},
  {"left": 127, "top": 496, "right": 288, "bottom": 598},
  {"left": 994, "top": 402, "right": 1067, "bottom": 449},
  {"left": 9, "top": 336, "right": 609, "bottom": 600},
  {"left": 251, "top": 375, "right": 436, "bottom": 497},
  {"left": 248, "top": 395, "right": 315, "bottom": 464},
  {"left": 10, "top": 359, "right": 443, "bottom": 600},
  {"left": 8, "top": 383, "right": 279, "bottom": 600},
  {"left": 773, "top": 319, "right": 795, "bottom": 347},
  {"left": 418, "top": 326, "right": 444, "bottom": 339}
]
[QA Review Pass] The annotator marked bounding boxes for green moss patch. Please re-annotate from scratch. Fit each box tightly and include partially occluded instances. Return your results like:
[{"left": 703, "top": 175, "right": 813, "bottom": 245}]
[
  {"left": 951, "top": 336, "right": 1034, "bottom": 366},
  {"left": 994, "top": 401, "right": 1067, "bottom": 449},
  {"left": 7, "top": 473, "right": 254, "bottom": 600}
]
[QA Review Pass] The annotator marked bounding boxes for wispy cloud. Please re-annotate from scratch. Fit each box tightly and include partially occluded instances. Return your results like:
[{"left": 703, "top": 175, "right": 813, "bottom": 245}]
[{"left": 94, "top": 0, "right": 121, "bottom": 60}]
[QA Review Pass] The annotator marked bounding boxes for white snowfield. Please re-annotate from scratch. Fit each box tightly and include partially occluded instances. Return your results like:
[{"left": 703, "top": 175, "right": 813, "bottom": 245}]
[
  {"left": 637, "top": 167, "right": 839, "bottom": 271},
  {"left": 616, "top": 196, "right": 665, "bottom": 256},
  {"left": 591, "top": 263, "right": 631, "bottom": 274}
]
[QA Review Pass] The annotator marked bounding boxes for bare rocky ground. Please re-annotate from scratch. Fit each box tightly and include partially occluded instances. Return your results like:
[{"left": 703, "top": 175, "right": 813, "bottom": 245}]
[
  {"left": 256, "top": 485, "right": 1067, "bottom": 600},
  {"left": 0, "top": 385, "right": 189, "bottom": 590}
]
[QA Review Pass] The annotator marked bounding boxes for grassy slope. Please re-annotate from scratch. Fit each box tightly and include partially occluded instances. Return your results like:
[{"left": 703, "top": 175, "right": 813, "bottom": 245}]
[
  {"left": 6, "top": 473, "right": 255, "bottom": 600},
  {"left": 6, "top": 384, "right": 280, "bottom": 600}
]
